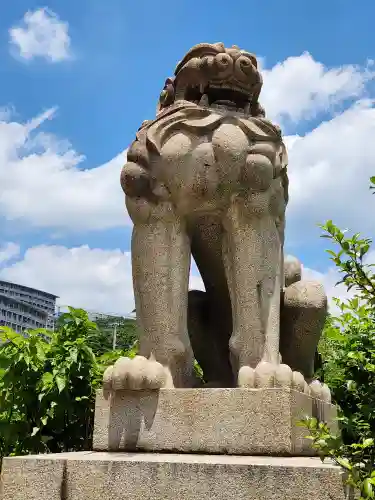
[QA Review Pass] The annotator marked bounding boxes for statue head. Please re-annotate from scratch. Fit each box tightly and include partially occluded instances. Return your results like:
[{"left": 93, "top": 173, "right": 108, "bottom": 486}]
[{"left": 157, "top": 42, "right": 265, "bottom": 117}]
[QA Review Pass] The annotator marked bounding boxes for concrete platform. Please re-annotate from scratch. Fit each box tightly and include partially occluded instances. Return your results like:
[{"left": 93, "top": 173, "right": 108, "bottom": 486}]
[
  {"left": 0, "top": 451, "right": 350, "bottom": 500},
  {"left": 93, "top": 388, "right": 337, "bottom": 456}
]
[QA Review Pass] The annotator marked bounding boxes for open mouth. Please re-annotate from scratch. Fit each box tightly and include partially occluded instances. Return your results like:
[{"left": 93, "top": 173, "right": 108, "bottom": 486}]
[{"left": 183, "top": 84, "right": 252, "bottom": 112}]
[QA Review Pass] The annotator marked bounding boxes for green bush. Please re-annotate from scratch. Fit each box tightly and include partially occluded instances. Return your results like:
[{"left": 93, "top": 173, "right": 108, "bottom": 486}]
[
  {"left": 304, "top": 189, "right": 375, "bottom": 499},
  {"left": 0, "top": 307, "right": 131, "bottom": 458}
]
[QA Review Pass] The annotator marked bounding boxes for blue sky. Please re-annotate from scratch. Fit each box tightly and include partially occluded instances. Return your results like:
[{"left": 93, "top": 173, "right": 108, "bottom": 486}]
[{"left": 0, "top": 1, "right": 374, "bottom": 313}]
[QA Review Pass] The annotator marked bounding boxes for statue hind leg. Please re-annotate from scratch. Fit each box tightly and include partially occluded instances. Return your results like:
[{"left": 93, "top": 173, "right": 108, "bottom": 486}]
[
  {"left": 188, "top": 216, "right": 234, "bottom": 387},
  {"left": 280, "top": 256, "right": 329, "bottom": 399}
]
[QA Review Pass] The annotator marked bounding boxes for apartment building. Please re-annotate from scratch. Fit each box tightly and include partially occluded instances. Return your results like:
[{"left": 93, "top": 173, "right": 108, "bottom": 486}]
[{"left": 0, "top": 279, "right": 58, "bottom": 332}]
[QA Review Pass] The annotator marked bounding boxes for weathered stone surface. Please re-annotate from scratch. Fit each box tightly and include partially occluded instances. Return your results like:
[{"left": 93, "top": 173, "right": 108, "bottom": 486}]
[
  {"left": 103, "top": 41, "right": 330, "bottom": 395},
  {"left": 280, "top": 279, "right": 328, "bottom": 380},
  {"left": 93, "top": 388, "right": 336, "bottom": 455},
  {"left": 0, "top": 451, "right": 350, "bottom": 500},
  {"left": 0, "top": 455, "right": 65, "bottom": 500},
  {"left": 284, "top": 255, "right": 302, "bottom": 287}
]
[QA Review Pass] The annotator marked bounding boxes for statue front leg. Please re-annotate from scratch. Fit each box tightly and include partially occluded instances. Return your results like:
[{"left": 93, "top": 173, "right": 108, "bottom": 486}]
[
  {"left": 223, "top": 193, "right": 287, "bottom": 388},
  {"left": 104, "top": 196, "right": 195, "bottom": 392}
]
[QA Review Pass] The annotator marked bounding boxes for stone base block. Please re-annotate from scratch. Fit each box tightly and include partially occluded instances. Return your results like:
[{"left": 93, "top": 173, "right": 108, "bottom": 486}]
[
  {"left": 0, "top": 451, "right": 350, "bottom": 500},
  {"left": 93, "top": 388, "right": 337, "bottom": 456}
]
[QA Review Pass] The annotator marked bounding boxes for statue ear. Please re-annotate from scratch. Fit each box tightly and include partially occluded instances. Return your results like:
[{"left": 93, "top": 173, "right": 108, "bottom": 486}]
[
  {"left": 156, "top": 89, "right": 168, "bottom": 114},
  {"left": 156, "top": 77, "right": 176, "bottom": 114}
]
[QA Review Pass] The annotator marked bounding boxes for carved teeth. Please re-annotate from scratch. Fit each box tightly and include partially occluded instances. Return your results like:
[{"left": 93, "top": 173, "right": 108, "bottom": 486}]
[
  {"left": 175, "top": 87, "right": 185, "bottom": 100},
  {"left": 244, "top": 102, "right": 251, "bottom": 115},
  {"left": 200, "top": 83, "right": 206, "bottom": 93},
  {"left": 199, "top": 94, "right": 209, "bottom": 106}
]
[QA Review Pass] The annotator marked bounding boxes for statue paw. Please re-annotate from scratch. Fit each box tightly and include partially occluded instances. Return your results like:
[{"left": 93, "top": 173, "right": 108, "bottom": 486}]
[
  {"left": 238, "top": 361, "right": 293, "bottom": 388},
  {"left": 308, "top": 379, "right": 332, "bottom": 403},
  {"left": 238, "top": 362, "right": 331, "bottom": 402},
  {"left": 290, "top": 373, "right": 331, "bottom": 402},
  {"left": 102, "top": 356, "right": 168, "bottom": 395}
]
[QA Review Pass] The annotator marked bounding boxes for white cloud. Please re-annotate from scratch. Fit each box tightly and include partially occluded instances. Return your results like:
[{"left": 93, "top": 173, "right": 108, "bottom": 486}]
[
  {"left": 0, "top": 245, "right": 206, "bottom": 315},
  {"left": 286, "top": 100, "right": 375, "bottom": 239},
  {"left": 1, "top": 243, "right": 371, "bottom": 317},
  {"left": 0, "top": 245, "right": 133, "bottom": 314},
  {"left": 303, "top": 250, "right": 375, "bottom": 315},
  {"left": 189, "top": 273, "right": 205, "bottom": 292},
  {"left": 0, "top": 108, "right": 127, "bottom": 230},
  {"left": 9, "top": 8, "right": 71, "bottom": 62},
  {"left": 0, "top": 242, "right": 20, "bottom": 265},
  {"left": 303, "top": 265, "right": 351, "bottom": 315},
  {"left": 0, "top": 52, "right": 374, "bottom": 240},
  {"left": 262, "top": 52, "right": 374, "bottom": 123},
  {"left": 2, "top": 47, "right": 375, "bottom": 322}
]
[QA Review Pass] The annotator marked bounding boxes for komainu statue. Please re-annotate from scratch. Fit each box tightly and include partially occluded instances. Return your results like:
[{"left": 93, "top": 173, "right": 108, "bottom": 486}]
[{"left": 103, "top": 42, "right": 330, "bottom": 401}]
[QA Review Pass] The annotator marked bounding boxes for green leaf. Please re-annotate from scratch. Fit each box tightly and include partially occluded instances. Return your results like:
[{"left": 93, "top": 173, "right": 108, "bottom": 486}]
[
  {"left": 336, "top": 457, "right": 352, "bottom": 470},
  {"left": 362, "top": 438, "right": 374, "bottom": 448},
  {"left": 326, "top": 250, "right": 337, "bottom": 257},
  {"left": 41, "top": 372, "right": 53, "bottom": 387},
  {"left": 69, "top": 347, "right": 78, "bottom": 363},
  {"left": 315, "top": 438, "right": 327, "bottom": 448},
  {"left": 324, "top": 328, "right": 346, "bottom": 342},
  {"left": 347, "top": 380, "right": 357, "bottom": 392},
  {"left": 362, "top": 478, "right": 374, "bottom": 498},
  {"left": 31, "top": 427, "right": 40, "bottom": 437},
  {"left": 0, "top": 327, "right": 22, "bottom": 344},
  {"left": 36, "top": 343, "right": 46, "bottom": 362},
  {"left": 55, "top": 375, "right": 66, "bottom": 393},
  {"left": 341, "top": 241, "right": 350, "bottom": 251},
  {"left": 325, "top": 220, "right": 334, "bottom": 232},
  {"left": 360, "top": 244, "right": 370, "bottom": 257},
  {"left": 75, "top": 396, "right": 89, "bottom": 402}
]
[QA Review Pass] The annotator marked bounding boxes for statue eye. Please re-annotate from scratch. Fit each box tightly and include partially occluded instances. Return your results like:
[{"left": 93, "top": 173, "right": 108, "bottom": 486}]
[{"left": 159, "top": 90, "right": 168, "bottom": 102}]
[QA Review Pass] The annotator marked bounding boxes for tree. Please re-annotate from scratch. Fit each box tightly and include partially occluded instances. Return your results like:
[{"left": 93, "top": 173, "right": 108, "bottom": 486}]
[{"left": 88, "top": 315, "right": 138, "bottom": 356}]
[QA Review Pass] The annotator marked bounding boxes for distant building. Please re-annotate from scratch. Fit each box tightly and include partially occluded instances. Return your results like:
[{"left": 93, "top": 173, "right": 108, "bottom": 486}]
[
  {"left": 87, "top": 311, "right": 113, "bottom": 322},
  {"left": 0, "top": 279, "right": 58, "bottom": 333},
  {"left": 87, "top": 311, "right": 136, "bottom": 322}
]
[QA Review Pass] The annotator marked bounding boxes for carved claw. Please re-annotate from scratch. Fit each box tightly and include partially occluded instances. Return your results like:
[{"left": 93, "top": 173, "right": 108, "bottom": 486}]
[
  {"left": 254, "top": 361, "right": 276, "bottom": 388},
  {"left": 309, "top": 379, "right": 332, "bottom": 403},
  {"left": 102, "top": 356, "right": 169, "bottom": 395},
  {"left": 237, "top": 362, "right": 331, "bottom": 402}
]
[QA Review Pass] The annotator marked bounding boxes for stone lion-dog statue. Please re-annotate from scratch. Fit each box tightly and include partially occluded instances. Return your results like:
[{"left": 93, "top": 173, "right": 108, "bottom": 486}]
[{"left": 103, "top": 42, "right": 330, "bottom": 402}]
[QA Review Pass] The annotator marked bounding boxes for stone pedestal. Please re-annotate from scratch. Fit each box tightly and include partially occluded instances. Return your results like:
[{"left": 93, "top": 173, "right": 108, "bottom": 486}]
[
  {"left": 0, "top": 388, "right": 343, "bottom": 500},
  {"left": 1, "top": 451, "right": 350, "bottom": 500},
  {"left": 94, "top": 388, "right": 337, "bottom": 456}
]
